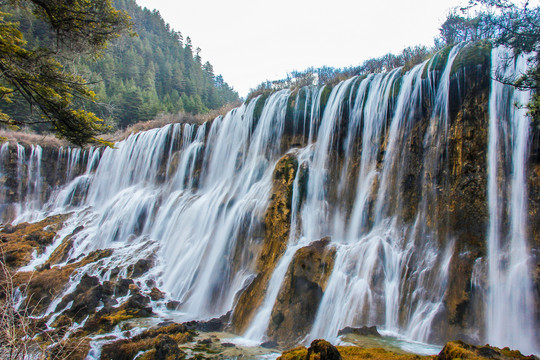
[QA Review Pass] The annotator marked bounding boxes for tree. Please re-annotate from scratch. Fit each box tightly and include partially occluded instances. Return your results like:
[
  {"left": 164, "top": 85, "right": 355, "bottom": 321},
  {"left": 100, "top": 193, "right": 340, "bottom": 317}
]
[
  {"left": 463, "top": 0, "right": 540, "bottom": 126},
  {"left": 438, "top": 11, "right": 494, "bottom": 45},
  {"left": 0, "top": 0, "right": 131, "bottom": 145}
]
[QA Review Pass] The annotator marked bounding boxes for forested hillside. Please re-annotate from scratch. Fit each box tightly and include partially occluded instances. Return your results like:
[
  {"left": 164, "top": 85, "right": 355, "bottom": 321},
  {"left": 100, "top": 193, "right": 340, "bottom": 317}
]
[{"left": 1, "top": 0, "right": 239, "bottom": 131}]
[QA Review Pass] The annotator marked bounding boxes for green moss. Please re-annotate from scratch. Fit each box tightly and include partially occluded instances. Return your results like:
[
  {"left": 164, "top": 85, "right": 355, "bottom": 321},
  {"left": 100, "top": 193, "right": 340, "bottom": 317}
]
[
  {"left": 278, "top": 346, "right": 308, "bottom": 360},
  {"left": 451, "top": 41, "right": 492, "bottom": 75},
  {"left": 390, "top": 74, "right": 404, "bottom": 99},
  {"left": 252, "top": 92, "right": 271, "bottom": 124},
  {"left": 319, "top": 85, "right": 333, "bottom": 114},
  {"left": 285, "top": 91, "right": 297, "bottom": 126},
  {"left": 423, "top": 45, "right": 453, "bottom": 79}
]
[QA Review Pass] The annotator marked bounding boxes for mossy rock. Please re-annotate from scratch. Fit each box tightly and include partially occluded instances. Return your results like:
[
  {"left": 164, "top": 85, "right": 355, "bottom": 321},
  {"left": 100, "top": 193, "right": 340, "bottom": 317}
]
[
  {"left": 100, "top": 323, "right": 194, "bottom": 360},
  {"left": 278, "top": 346, "right": 308, "bottom": 360},
  {"left": 14, "top": 248, "right": 112, "bottom": 313},
  {"left": 307, "top": 339, "right": 342, "bottom": 360},
  {"left": 0, "top": 214, "right": 70, "bottom": 269},
  {"left": 450, "top": 41, "right": 492, "bottom": 76},
  {"left": 437, "top": 341, "right": 538, "bottom": 360},
  {"left": 337, "top": 346, "right": 428, "bottom": 360},
  {"left": 423, "top": 45, "right": 453, "bottom": 79}
]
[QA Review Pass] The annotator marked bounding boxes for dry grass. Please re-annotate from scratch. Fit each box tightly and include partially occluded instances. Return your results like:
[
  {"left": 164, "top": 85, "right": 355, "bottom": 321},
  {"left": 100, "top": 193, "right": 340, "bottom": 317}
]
[
  {"left": 337, "top": 346, "right": 431, "bottom": 360},
  {"left": 0, "top": 129, "right": 66, "bottom": 148},
  {"left": 104, "top": 103, "right": 241, "bottom": 142},
  {"left": 1, "top": 103, "right": 241, "bottom": 148},
  {"left": 0, "top": 252, "right": 86, "bottom": 360}
]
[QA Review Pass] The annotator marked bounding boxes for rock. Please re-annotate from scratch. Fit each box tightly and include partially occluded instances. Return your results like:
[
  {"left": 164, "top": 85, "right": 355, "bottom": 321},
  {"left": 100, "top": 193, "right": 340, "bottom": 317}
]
[
  {"left": 337, "top": 326, "right": 381, "bottom": 337},
  {"left": 306, "top": 339, "right": 342, "bottom": 360},
  {"left": 129, "top": 283, "right": 140, "bottom": 293},
  {"left": 166, "top": 300, "right": 180, "bottom": 310},
  {"left": 198, "top": 317, "right": 225, "bottom": 332},
  {"left": 197, "top": 338, "right": 212, "bottom": 345},
  {"left": 115, "top": 278, "right": 134, "bottom": 297},
  {"left": 47, "top": 337, "right": 91, "bottom": 360},
  {"left": 82, "top": 285, "right": 153, "bottom": 333},
  {"left": 261, "top": 340, "right": 279, "bottom": 349},
  {"left": 183, "top": 316, "right": 225, "bottom": 332},
  {"left": 437, "top": 341, "right": 539, "bottom": 360},
  {"left": 231, "top": 154, "right": 298, "bottom": 334},
  {"left": 100, "top": 323, "right": 193, "bottom": 360},
  {"left": 154, "top": 334, "right": 183, "bottom": 360},
  {"left": 267, "top": 237, "right": 336, "bottom": 346},
  {"left": 14, "top": 248, "right": 113, "bottom": 314},
  {"left": 278, "top": 346, "right": 308, "bottom": 360},
  {"left": 127, "top": 258, "right": 154, "bottom": 278},
  {"left": 0, "top": 214, "right": 70, "bottom": 269},
  {"left": 221, "top": 342, "right": 236, "bottom": 348},
  {"left": 149, "top": 287, "right": 164, "bottom": 301},
  {"left": 55, "top": 274, "right": 103, "bottom": 322},
  {"left": 121, "top": 290, "right": 152, "bottom": 317},
  {"left": 45, "top": 226, "right": 83, "bottom": 266}
]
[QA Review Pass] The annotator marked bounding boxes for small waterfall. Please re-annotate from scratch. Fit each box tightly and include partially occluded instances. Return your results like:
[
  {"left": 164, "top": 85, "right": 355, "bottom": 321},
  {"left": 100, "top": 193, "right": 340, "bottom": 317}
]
[{"left": 486, "top": 47, "right": 538, "bottom": 354}]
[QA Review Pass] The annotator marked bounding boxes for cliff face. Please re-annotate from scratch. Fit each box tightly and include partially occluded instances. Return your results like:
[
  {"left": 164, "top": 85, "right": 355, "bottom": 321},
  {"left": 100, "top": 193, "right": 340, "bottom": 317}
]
[{"left": 1, "top": 43, "right": 538, "bottom": 353}]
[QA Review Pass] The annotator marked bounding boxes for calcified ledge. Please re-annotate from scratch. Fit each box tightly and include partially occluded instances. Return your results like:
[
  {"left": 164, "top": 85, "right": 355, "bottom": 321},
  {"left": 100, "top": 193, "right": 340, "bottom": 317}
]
[{"left": 0, "top": 43, "right": 538, "bottom": 358}]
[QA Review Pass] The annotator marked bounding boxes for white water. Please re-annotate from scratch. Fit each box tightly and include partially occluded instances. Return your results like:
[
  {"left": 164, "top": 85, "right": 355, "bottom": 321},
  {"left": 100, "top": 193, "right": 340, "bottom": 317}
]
[
  {"left": 487, "top": 47, "right": 538, "bottom": 354},
  {"left": 2, "top": 44, "right": 538, "bottom": 354}
]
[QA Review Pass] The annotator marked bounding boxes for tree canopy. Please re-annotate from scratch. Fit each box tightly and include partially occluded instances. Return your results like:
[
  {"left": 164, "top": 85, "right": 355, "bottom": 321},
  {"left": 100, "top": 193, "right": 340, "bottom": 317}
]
[
  {"left": 0, "top": 0, "right": 240, "bottom": 141},
  {"left": 439, "top": 0, "right": 540, "bottom": 127},
  {"left": 0, "top": 0, "right": 132, "bottom": 145}
]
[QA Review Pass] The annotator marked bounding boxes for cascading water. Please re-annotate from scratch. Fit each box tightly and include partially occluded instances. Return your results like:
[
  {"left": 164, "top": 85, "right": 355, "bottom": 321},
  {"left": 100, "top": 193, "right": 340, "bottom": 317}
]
[
  {"left": 2, "top": 43, "right": 539, "bottom": 355},
  {"left": 486, "top": 47, "right": 538, "bottom": 354}
]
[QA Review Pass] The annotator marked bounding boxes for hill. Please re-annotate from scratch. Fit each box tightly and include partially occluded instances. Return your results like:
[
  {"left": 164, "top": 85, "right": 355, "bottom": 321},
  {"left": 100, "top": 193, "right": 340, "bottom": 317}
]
[{"left": 0, "top": 0, "right": 240, "bottom": 131}]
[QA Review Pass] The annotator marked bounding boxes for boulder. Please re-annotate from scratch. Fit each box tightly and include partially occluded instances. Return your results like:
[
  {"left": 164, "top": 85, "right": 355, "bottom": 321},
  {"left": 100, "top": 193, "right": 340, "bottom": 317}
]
[
  {"left": 437, "top": 341, "right": 539, "bottom": 360},
  {"left": 127, "top": 258, "right": 154, "bottom": 278},
  {"left": 149, "top": 287, "right": 164, "bottom": 301},
  {"left": 337, "top": 326, "right": 381, "bottom": 337},
  {"left": 306, "top": 339, "right": 342, "bottom": 360}
]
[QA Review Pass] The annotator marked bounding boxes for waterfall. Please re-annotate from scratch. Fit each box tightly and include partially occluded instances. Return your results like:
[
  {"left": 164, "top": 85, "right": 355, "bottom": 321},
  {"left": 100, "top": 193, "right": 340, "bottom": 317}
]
[
  {"left": 487, "top": 47, "right": 538, "bottom": 354},
  {"left": 2, "top": 43, "right": 538, "bottom": 354}
]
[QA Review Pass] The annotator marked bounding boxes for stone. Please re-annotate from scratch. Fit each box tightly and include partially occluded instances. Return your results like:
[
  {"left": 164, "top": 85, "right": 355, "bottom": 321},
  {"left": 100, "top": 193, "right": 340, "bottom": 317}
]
[
  {"left": 306, "top": 339, "right": 342, "bottom": 360},
  {"left": 166, "top": 300, "right": 180, "bottom": 310},
  {"left": 337, "top": 326, "right": 381, "bottom": 337},
  {"left": 154, "top": 334, "right": 183, "bottom": 360},
  {"left": 437, "top": 341, "right": 539, "bottom": 360},
  {"left": 127, "top": 258, "right": 154, "bottom": 278},
  {"left": 100, "top": 323, "right": 193, "bottom": 360},
  {"left": 267, "top": 237, "right": 336, "bottom": 346},
  {"left": 261, "top": 340, "right": 279, "bottom": 349},
  {"left": 149, "top": 287, "right": 164, "bottom": 301}
]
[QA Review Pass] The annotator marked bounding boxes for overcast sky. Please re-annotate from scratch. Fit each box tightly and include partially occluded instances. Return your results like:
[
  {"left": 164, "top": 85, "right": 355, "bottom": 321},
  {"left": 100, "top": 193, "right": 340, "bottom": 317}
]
[{"left": 135, "top": 0, "right": 468, "bottom": 97}]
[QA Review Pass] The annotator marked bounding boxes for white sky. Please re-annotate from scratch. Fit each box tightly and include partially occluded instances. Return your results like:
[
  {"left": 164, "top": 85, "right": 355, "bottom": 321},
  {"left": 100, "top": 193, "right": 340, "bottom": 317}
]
[{"left": 135, "top": 0, "right": 467, "bottom": 97}]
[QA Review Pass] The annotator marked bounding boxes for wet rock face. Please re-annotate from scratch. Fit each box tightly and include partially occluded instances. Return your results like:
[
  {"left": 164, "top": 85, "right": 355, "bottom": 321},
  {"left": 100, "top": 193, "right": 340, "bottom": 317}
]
[
  {"left": 267, "top": 237, "right": 336, "bottom": 346},
  {"left": 231, "top": 153, "right": 298, "bottom": 333}
]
